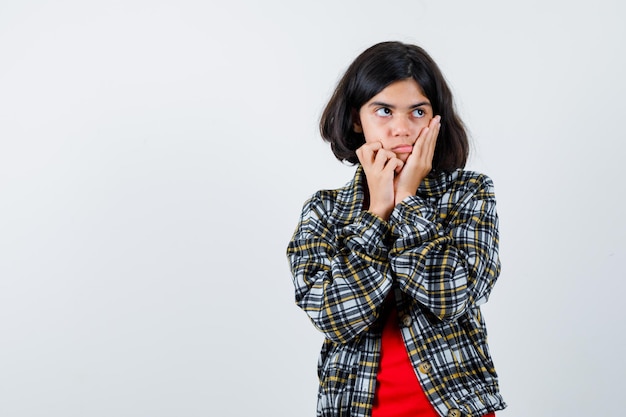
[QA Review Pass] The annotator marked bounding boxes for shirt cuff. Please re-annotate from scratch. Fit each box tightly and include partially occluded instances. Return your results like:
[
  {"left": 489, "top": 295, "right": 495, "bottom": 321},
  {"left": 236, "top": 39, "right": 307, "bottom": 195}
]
[
  {"left": 339, "top": 211, "right": 391, "bottom": 262},
  {"left": 390, "top": 195, "right": 436, "bottom": 225},
  {"left": 389, "top": 196, "right": 440, "bottom": 245}
]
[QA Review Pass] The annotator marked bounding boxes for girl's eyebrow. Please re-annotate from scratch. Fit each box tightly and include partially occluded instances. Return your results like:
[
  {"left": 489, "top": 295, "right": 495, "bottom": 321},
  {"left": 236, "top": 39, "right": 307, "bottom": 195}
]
[{"left": 368, "top": 101, "right": 431, "bottom": 109}]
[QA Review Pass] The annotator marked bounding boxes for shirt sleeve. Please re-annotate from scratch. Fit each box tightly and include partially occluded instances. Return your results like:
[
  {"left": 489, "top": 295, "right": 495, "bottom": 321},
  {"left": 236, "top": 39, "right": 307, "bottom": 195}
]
[
  {"left": 388, "top": 174, "right": 501, "bottom": 322},
  {"left": 286, "top": 191, "right": 393, "bottom": 343}
]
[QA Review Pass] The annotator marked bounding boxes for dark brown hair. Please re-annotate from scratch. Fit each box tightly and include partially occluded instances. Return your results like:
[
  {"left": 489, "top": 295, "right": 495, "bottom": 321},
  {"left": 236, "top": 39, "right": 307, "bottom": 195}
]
[{"left": 320, "top": 41, "right": 469, "bottom": 172}]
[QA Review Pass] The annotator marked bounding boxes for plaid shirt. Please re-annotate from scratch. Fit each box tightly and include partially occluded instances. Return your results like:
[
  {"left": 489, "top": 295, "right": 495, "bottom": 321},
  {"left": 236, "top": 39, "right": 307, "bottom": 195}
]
[{"left": 287, "top": 166, "right": 506, "bottom": 417}]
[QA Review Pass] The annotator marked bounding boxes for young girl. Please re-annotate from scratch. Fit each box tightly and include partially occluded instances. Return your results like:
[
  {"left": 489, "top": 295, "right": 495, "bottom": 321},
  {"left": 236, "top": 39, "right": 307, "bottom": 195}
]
[{"left": 286, "top": 41, "right": 506, "bottom": 417}]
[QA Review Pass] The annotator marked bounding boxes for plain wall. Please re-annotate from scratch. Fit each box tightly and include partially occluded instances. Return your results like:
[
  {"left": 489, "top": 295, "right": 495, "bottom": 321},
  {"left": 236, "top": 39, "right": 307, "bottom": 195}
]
[{"left": 1, "top": 1, "right": 625, "bottom": 416}]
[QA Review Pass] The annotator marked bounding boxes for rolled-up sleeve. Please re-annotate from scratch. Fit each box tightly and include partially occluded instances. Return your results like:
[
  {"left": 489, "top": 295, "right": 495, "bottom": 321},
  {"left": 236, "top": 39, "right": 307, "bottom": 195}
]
[
  {"left": 287, "top": 192, "right": 393, "bottom": 343},
  {"left": 388, "top": 174, "right": 501, "bottom": 322}
]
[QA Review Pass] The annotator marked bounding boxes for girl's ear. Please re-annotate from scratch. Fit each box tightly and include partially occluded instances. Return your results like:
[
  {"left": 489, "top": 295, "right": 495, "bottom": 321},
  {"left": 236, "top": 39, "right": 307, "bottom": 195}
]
[{"left": 351, "top": 109, "right": 363, "bottom": 133}]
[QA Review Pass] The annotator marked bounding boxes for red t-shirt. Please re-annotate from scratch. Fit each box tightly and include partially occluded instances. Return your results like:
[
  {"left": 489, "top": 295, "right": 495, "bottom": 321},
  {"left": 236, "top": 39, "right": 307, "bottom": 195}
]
[{"left": 371, "top": 306, "right": 495, "bottom": 417}]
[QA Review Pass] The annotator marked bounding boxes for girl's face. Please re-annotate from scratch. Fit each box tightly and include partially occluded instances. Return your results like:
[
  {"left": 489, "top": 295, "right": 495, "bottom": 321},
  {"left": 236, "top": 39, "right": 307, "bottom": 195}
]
[{"left": 354, "top": 78, "right": 433, "bottom": 163}]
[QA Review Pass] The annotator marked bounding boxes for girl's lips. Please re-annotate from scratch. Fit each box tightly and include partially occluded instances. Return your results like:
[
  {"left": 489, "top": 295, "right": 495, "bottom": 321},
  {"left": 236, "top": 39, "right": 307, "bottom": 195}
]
[{"left": 392, "top": 145, "right": 413, "bottom": 153}]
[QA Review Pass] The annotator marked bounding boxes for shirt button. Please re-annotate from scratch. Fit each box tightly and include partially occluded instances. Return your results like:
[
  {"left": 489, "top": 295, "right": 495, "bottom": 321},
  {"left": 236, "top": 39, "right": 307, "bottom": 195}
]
[
  {"left": 401, "top": 314, "right": 412, "bottom": 327},
  {"left": 447, "top": 409, "right": 462, "bottom": 417},
  {"left": 417, "top": 361, "right": 432, "bottom": 374}
]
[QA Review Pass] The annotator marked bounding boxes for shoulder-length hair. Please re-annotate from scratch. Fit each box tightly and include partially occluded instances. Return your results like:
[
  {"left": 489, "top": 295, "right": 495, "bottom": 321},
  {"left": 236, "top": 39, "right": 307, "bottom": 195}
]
[{"left": 320, "top": 41, "right": 469, "bottom": 172}]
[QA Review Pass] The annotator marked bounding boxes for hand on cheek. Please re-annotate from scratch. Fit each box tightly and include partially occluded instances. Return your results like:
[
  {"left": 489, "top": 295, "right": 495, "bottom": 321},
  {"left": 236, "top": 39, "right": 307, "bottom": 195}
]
[
  {"left": 356, "top": 142, "right": 403, "bottom": 220},
  {"left": 394, "top": 115, "right": 441, "bottom": 205}
]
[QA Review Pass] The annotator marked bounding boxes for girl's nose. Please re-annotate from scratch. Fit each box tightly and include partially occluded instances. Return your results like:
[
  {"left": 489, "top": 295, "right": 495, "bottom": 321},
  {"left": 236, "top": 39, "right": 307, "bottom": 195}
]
[{"left": 392, "top": 116, "right": 411, "bottom": 136}]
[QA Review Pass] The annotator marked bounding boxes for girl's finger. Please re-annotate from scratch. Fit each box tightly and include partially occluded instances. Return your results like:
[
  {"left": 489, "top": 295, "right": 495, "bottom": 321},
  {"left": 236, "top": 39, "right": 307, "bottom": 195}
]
[
  {"left": 426, "top": 117, "right": 441, "bottom": 156},
  {"left": 373, "top": 148, "right": 396, "bottom": 170},
  {"left": 413, "top": 126, "right": 430, "bottom": 156},
  {"left": 357, "top": 141, "right": 383, "bottom": 165},
  {"left": 382, "top": 157, "right": 404, "bottom": 175}
]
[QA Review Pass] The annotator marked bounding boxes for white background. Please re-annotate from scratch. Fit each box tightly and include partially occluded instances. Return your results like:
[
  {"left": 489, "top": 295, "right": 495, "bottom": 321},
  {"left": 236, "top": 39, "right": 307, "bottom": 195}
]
[{"left": 1, "top": 1, "right": 625, "bottom": 416}]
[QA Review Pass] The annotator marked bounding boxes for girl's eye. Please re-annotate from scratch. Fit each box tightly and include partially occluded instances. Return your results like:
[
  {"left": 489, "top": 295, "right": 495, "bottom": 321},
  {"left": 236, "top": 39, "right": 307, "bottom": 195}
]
[
  {"left": 375, "top": 108, "right": 392, "bottom": 117},
  {"left": 412, "top": 108, "right": 425, "bottom": 118}
]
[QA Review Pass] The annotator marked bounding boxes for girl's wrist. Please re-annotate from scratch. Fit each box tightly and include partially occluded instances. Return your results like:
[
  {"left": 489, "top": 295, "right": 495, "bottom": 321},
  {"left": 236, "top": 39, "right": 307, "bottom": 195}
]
[
  {"left": 394, "top": 190, "right": 413, "bottom": 205},
  {"left": 367, "top": 205, "right": 392, "bottom": 221}
]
